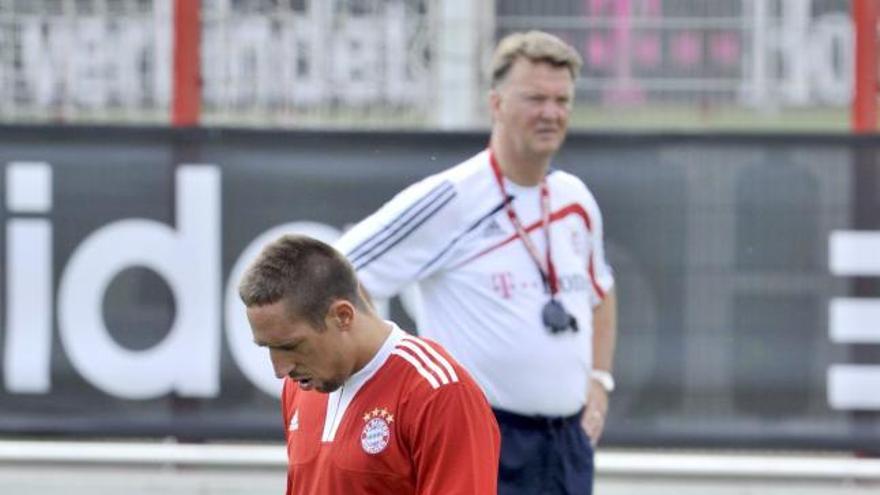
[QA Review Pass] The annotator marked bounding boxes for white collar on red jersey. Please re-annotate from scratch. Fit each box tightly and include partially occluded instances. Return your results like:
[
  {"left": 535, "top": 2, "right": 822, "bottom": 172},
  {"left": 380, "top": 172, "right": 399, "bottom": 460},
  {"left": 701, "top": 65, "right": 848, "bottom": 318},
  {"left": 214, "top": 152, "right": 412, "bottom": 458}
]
[{"left": 321, "top": 322, "right": 405, "bottom": 442}]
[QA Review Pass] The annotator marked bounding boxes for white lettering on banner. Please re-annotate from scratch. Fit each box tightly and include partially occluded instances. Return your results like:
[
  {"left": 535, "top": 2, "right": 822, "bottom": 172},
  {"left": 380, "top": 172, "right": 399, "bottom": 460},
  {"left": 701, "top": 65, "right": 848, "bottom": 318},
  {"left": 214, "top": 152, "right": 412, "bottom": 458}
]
[
  {"left": 9, "top": 5, "right": 426, "bottom": 111},
  {"left": 1, "top": 162, "right": 372, "bottom": 400},
  {"left": 829, "top": 299, "right": 880, "bottom": 344},
  {"left": 829, "top": 231, "right": 880, "bottom": 275},
  {"left": 21, "top": 19, "right": 68, "bottom": 106},
  {"left": 58, "top": 166, "right": 221, "bottom": 399},
  {"left": 110, "top": 18, "right": 156, "bottom": 107},
  {"left": 808, "top": 14, "right": 852, "bottom": 105},
  {"left": 828, "top": 366, "right": 880, "bottom": 410},
  {"left": 8, "top": 2, "right": 856, "bottom": 111},
  {"left": 72, "top": 18, "right": 110, "bottom": 108},
  {"left": 201, "top": 4, "right": 423, "bottom": 108},
  {"left": 214, "top": 16, "right": 274, "bottom": 106},
  {"left": 19, "top": 17, "right": 161, "bottom": 108},
  {"left": 4, "top": 163, "right": 53, "bottom": 393},
  {"left": 743, "top": 0, "right": 852, "bottom": 106},
  {"left": 827, "top": 230, "right": 880, "bottom": 410}
]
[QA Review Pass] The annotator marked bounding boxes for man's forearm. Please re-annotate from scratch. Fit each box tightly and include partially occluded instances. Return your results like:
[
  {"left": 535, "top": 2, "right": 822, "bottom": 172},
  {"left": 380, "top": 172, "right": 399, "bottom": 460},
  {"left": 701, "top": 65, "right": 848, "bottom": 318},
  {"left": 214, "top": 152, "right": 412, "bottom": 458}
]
[{"left": 591, "top": 290, "right": 617, "bottom": 372}]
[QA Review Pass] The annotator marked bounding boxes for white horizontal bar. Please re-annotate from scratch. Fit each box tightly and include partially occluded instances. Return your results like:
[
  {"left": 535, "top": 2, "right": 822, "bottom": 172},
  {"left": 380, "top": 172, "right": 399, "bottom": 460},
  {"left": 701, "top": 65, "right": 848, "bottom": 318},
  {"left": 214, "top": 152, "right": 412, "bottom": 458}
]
[
  {"left": 1, "top": 441, "right": 880, "bottom": 480},
  {"left": 830, "top": 298, "right": 880, "bottom": 343},
  {"left": 596, "top": 452, "right": 880, "bottom": 480},
  {"left": 0, "top": 441, "right": 285, "bottom": 467},
  {"left": 829, "top": 231, "right": 880, "bottom": 275},
  {"left": 828, "top": 364, "right": 880, "bottom": 410}
]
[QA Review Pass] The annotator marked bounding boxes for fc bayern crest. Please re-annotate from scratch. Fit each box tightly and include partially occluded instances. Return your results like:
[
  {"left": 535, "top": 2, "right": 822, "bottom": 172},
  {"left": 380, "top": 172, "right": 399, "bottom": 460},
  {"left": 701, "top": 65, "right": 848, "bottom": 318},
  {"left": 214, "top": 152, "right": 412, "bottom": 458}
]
[{"left": 361, "top": 408, "right": 394, "bottom": 455}]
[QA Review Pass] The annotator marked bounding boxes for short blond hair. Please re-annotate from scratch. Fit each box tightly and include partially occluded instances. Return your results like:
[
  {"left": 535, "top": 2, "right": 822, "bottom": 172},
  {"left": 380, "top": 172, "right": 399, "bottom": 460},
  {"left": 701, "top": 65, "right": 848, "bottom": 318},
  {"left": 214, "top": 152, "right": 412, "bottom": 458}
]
[{"left": 490, "top": 30, "right": 583, "bottom": 88}]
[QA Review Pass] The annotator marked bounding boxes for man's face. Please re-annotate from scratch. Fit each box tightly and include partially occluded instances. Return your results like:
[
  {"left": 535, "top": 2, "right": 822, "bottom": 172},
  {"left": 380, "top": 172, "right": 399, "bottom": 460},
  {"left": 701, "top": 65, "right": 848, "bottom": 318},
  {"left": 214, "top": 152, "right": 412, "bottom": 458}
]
[
  {"left": 247, "top": 300, "right": 350, "bottom": 393},
  {"left": 491, "top": 58, "right": 574, "bottom": 159}
]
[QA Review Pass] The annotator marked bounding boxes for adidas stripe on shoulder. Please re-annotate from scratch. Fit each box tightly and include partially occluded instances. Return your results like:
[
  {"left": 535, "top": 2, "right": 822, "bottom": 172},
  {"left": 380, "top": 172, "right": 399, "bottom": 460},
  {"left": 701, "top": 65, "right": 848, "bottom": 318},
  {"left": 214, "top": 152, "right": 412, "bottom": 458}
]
[
  {"left": 347, "top": 180, "right": 456, "bottom": 271},
  {"left": 391, "top": 336, "right": 459, "bottom": 389}
]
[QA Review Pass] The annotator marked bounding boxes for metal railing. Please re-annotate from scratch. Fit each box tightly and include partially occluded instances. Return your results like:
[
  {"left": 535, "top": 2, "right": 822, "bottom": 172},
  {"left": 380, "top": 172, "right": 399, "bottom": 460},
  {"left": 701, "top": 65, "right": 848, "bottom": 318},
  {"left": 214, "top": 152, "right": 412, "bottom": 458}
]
[{"left": 2, "top": 440, "right": 879, "bottom": 482}]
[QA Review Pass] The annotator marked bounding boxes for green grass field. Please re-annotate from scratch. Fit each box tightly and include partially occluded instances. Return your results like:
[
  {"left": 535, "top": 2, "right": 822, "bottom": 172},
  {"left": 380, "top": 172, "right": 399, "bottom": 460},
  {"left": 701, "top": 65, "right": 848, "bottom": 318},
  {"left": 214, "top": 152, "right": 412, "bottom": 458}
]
[{"left": 570, "top": 105, "right": 851, "bottom": 133}]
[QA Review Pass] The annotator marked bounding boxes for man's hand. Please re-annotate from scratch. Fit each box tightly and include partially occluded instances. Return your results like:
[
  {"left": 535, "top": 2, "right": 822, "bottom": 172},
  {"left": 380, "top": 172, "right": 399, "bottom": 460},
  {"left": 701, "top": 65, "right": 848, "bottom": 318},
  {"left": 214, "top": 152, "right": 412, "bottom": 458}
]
[{"left": 581, "top": 380, "right": 609, "bottom": 447}]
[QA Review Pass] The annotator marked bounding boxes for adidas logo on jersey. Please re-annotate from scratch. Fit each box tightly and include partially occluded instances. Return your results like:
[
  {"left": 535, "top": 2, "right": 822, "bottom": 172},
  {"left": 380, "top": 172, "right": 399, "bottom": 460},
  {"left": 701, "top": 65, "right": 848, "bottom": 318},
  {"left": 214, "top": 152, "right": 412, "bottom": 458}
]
[
  {"left": 482, "top": 218, "right": 505, "bottom": 238},
  {"left": 288, "top": 410, "right": 299, "bottom": 431}
]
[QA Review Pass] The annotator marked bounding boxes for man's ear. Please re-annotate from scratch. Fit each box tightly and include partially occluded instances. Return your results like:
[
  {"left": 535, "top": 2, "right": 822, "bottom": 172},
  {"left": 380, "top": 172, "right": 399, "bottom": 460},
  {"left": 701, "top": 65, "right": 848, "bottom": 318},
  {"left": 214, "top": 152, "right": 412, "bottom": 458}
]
[
  {"left": 326, "top": 300, "right": 355, "bottom": 331},
  {"left": 489, "top": 89, "right": 502, "bottom": 120}
]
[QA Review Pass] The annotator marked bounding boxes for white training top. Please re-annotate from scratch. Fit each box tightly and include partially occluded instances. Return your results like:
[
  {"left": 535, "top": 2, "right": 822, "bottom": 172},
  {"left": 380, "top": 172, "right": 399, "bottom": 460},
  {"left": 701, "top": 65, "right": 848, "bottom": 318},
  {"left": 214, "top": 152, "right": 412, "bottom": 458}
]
[{"left": 335, "top": 149, "right": 614, "bottom": 416}]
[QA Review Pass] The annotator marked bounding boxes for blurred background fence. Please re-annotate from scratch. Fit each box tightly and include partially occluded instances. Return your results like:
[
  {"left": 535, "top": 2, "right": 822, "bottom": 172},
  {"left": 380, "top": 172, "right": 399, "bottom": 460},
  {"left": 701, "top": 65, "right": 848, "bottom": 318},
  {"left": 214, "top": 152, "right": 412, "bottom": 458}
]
[{"left": 0, "top": 0, "right": 858, "bottom": 130}]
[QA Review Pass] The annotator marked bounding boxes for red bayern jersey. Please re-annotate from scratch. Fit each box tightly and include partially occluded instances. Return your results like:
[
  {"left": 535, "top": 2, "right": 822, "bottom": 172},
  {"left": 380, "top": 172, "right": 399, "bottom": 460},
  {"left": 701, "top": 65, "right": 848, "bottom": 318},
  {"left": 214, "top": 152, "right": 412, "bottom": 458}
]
[{"left": 280, "top": 324, "right": 500, "bottom": 495}]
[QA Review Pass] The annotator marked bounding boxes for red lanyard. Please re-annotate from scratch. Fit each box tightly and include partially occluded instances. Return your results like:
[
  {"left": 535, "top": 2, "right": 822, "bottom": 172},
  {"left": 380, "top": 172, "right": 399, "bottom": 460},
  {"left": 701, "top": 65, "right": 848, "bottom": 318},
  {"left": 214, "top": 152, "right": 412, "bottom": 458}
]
[{"left": 488, "top": 148, "right": 560, "bottom": 296}]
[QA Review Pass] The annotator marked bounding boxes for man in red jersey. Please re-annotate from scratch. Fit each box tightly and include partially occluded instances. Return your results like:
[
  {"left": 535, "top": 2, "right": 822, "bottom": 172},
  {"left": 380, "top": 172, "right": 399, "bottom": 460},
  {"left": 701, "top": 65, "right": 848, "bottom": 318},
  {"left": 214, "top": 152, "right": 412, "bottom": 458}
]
[{"left": 238, "top": 234, "right": 500, "bottom": 495}]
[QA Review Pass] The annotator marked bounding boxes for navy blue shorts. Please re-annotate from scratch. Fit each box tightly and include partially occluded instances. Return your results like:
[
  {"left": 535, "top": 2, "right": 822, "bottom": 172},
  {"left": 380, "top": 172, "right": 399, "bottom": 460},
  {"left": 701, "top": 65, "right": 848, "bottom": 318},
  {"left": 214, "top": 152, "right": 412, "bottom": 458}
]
[{"left": 494, "top": 408, "right": 594, "bottom": 495}]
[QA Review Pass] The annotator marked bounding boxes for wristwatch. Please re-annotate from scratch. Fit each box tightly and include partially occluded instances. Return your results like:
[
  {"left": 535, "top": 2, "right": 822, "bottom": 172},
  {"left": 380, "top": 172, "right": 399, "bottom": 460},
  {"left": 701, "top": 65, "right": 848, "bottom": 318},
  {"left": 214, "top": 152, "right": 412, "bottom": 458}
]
[{"left": 590, "top": 369, "right": 615, "bottom": 393}]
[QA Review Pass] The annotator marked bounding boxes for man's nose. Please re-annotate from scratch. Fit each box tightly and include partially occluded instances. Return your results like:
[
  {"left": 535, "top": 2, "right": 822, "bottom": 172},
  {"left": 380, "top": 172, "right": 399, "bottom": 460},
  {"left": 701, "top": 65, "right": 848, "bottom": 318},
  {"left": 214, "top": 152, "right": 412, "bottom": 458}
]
[
  {"left": 270, "top": 350, "right": 296, "bottom": 379},
  {"left": 540, "top": 101, "right": 565, "bottom": 119}
]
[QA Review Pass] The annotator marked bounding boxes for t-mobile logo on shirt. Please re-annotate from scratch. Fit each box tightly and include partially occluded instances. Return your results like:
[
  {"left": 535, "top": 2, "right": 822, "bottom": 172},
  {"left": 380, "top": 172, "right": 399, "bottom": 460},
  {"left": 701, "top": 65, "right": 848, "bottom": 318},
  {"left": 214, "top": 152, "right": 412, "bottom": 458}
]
[{"left": 492, "top": 271, "right": 591, "bottom": 300}]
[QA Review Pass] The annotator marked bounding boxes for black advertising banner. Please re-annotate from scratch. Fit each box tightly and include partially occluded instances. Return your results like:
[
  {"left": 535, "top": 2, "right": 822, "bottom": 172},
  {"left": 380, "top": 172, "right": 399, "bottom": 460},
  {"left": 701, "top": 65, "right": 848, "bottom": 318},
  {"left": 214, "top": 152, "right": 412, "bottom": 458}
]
[{"left": 0, "top": 126, "right": 877, "bottom": 449}]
